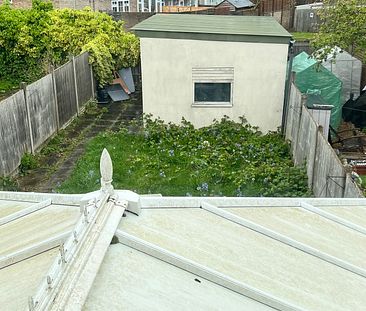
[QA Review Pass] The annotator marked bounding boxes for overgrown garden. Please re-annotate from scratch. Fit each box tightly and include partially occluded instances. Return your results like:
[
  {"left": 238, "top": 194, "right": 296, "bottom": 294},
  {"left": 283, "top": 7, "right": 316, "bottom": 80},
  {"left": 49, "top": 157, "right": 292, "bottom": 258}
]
[
  {"left": 59, "top": 116, "right": 311, "bottom": 197},
  {"left": 0, "top": 0, "right": 139, "bottom": 96}
]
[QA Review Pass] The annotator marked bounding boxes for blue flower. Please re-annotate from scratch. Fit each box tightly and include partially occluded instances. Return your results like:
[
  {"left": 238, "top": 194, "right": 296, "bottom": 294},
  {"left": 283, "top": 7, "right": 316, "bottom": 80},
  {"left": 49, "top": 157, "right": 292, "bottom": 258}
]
[
  {"left": 201, "top": 182, "right": 209, "bottom": 191},
  {"left": 159, "top": 171, "right": 166, "bottom": 178},
  {"left": 169, "top": 149, "right": 174, "bottom": 156}
]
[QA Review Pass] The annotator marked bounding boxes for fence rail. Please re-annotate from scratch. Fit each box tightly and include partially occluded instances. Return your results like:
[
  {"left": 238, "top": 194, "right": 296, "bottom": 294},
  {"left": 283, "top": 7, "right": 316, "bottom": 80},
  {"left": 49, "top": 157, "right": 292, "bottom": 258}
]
[
  {"left": 0, "top": 52, "right": 94, "bottom": 177},
  {"left": 285, "top": 83, "right": 364, "bottom": 198}
]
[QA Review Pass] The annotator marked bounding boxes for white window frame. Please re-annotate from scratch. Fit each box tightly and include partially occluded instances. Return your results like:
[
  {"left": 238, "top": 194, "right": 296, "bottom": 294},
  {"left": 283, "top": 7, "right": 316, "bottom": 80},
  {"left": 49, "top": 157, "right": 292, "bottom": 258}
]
[
  {"left": 192, "top": 67, "right": 234, "bottom": 108},
  {"left": 111, "top": 0, "right": 130, "bottom": 12},
  {"left": 111, "top": 0, "right": 118, "bottom": 11}
]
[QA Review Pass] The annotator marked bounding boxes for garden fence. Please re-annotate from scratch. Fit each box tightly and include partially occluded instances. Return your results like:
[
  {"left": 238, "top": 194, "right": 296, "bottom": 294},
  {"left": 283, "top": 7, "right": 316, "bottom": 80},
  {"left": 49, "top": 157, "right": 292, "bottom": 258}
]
[
  {"left": 0, "top": 52, "right": 95, "bottom": 176},
  {"left": 285, "top": 82, "right": 364, "bottom": 198}
]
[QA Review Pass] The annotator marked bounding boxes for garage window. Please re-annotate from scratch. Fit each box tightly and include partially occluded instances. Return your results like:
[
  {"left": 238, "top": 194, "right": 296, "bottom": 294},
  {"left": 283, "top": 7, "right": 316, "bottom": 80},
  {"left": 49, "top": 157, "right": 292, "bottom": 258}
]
[
  {"left": 192, "top": 67, "right": 234, "bottom": 107},
  {"left": 194, "top": 83, "right": 231, "bottom": 102}
]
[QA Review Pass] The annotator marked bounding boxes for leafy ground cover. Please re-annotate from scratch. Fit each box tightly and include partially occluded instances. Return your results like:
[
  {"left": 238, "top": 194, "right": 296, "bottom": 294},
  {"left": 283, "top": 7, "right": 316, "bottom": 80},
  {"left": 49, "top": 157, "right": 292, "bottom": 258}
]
[
  {"left": 59, "top": 116, "right": 311, "bottom": 197},
  {"left": 291, "top": 32, "right": 316, "bottom": 41}
]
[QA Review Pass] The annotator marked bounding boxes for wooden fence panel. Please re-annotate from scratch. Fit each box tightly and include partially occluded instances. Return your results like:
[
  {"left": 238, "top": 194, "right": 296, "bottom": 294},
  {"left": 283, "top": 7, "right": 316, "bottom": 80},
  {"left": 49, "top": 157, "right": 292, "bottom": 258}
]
[
  {"left": 54, "top": 61, "right": 78, "bottom": 127},
  {"left": 285, "top": 82, "right": 362, "bottom": 197},
  {"left": 74, "top": 53, "right": 93, "bottom": 107},
  {"left": 26, "top": 74, "right": 58, "bottom": 150},
  {"left": 0, "top": 91, "right": 31, "bottom": 176},
  {"left": 344, "top": 174, "right": 364, "bottom": 198}
]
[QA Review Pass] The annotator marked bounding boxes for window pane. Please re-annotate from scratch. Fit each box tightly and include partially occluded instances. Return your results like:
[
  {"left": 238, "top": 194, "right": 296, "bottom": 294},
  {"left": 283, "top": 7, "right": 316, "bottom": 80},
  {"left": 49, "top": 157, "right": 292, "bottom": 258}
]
[{"left": 194, "top": 83, "right": 231, "bottom": 102}]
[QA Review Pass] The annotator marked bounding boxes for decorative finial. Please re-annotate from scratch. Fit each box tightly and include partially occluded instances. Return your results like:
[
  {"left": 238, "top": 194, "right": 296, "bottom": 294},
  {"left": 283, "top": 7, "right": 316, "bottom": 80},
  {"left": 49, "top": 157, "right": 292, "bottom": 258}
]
[{"left": 100, "top": 148, "right": 114, "bottom": 194}]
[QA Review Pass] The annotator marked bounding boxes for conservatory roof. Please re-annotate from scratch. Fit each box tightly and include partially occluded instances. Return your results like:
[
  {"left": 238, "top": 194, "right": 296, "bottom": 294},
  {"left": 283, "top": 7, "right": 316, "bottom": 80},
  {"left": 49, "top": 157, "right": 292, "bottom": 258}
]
[
  {"left": 132, "top": 14, "right": 291, "bottom": 44},
  {"left": 1, "top": 150, "right": 366, "bottom": 311}
]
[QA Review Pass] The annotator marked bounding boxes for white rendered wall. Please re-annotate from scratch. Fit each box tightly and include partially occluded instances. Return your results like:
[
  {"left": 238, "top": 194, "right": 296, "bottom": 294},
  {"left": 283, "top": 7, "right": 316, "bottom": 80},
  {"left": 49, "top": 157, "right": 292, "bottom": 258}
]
[{"left": 140, "top": 37, "right": 289, "bottom": 132}]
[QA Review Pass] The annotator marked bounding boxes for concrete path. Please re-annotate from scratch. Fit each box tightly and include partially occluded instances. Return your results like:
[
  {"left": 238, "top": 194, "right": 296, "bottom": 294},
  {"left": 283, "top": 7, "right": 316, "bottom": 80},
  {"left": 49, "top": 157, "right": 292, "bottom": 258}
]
[{"left": 17, "top": 93, "right": 142, "bottom": 193}]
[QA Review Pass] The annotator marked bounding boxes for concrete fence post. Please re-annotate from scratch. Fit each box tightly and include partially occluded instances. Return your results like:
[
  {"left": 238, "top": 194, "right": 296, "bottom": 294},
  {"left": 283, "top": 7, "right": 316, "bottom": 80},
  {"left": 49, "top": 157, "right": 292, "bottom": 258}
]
[
  {"left": 20, "top": 82, "right": 35, "bottom": 155},
  {"left": 90, "top": 64, "right": 95, "bottom": 99},
  {"left": 72, "top": 56, "right": 80, "bottom": 115},
  {"left": 51, "top": 66, "right": 60, "bottom": 131},
  {"left": 311, "top": 126, "right": 322, "bottom": 194},
  {"left": 293, "top": 94, "right": 306, "bottom": 162}
]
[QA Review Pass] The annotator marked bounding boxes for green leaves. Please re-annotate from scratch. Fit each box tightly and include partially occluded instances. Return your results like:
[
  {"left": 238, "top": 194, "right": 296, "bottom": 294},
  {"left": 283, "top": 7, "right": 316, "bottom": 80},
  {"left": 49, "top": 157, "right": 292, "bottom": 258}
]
[
  {"left": 61, "top": 116, "right": 311, "bottom": 197},
  {"left": 312, "top": 0, "right": 366, "bottom": 62},
  {"left": 0, "top": 3, "right": 139, "bottom": 87}
]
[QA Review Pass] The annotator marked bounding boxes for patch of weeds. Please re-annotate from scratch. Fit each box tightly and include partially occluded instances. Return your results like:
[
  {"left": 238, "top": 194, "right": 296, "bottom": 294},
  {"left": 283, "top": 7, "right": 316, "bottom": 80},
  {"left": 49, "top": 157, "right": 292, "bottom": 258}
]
[
  {"left": 59, "top": 115, "right": 311, "bottom": 197},
  {"left": 40, "top": 131, "right": 67, "bottom": 156},
  {"left": 0, "top": 176, "right": 18, "bottom": 191},
  {"left": 19, "top": 152, "right": 39, "bottom": 174},
  {"left": 84, "top": 100, "right": 107, "bottom": 119}
]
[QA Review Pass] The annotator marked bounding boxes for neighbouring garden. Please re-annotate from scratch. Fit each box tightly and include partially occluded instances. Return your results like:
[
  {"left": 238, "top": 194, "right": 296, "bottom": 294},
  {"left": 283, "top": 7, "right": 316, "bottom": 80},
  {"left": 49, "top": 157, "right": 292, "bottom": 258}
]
[
  {"left": 0, "top": 0, "right": 139, "bottom": 97},
  {"left": 59, "top": 116, "right": 311, "bottom": 197}
]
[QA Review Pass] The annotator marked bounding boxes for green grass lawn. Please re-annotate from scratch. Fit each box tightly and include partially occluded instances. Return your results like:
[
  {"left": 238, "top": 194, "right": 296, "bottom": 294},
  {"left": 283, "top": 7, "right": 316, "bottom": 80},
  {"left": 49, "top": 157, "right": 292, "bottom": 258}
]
[
  {"left": 291, "top": 32, "right": 317, "bottom": 41},
  {"left": 59, "top": 117, "right": 311, "bottom": 197}
]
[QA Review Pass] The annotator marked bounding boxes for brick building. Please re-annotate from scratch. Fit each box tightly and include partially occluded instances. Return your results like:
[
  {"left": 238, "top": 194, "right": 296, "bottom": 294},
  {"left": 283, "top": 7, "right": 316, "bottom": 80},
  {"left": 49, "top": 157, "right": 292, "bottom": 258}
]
[{"left": 0, "top": 0, "right": 32, "bottom": 8}]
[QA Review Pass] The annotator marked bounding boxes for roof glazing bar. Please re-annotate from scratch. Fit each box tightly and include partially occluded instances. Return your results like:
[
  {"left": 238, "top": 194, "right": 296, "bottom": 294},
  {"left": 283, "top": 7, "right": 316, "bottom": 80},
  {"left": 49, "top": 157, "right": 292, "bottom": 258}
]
[
  {"left": 140, "top": 197, "right": 366, "bottom": 209},
  {"left": 0, "top": 199, "right": 52, "bottom": 227},
  {"left": 0, "top": 191, "right": 82, "bottom": 205},
  {"left": 28, "top": 149, "right": 127, "bottom": 311},
  {"left": 201, "top": 201, "right": 366, "bottom": 279},
  {"left": 299, "top": 202, "right": 366, "bottom": 236},
  {"left": 0, "top": 231, "right": 70, "bottom": 270},
  {"left": 116, "top": 230, "right": 305, "bottom": 311}
]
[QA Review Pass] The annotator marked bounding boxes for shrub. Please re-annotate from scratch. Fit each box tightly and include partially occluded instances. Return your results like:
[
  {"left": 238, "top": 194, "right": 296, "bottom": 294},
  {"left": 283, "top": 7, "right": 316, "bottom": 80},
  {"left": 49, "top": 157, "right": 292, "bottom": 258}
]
[
  {"left": 0, "top": 1, "right": 139, "bottom": 87},
  {"left": 60, "top": 116, "right": 311, "bottom": 197},
  {"left": 19, "top": 152, "right": 38, "bottom": 173}
]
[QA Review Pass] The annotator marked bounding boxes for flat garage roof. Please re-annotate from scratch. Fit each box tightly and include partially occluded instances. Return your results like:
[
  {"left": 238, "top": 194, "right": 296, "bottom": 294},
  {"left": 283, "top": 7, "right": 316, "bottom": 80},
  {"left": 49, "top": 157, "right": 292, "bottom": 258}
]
[{"left": 132, "top": 14, "right": 292, "bottom": 44}]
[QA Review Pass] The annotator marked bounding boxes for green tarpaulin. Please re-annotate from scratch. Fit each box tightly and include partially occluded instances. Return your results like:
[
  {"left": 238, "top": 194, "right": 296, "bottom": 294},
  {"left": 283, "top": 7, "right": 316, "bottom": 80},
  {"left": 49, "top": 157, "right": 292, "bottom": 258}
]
[{"left": 292, "top": 52, "right": 343, "bottom": 129}]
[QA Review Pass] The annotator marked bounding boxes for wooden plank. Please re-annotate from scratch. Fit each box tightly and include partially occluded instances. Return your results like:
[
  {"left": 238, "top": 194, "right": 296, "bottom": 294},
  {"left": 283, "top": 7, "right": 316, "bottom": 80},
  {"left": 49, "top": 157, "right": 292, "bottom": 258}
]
[{"left": 0, "top": 199, "right": 52, "bottom": 227}]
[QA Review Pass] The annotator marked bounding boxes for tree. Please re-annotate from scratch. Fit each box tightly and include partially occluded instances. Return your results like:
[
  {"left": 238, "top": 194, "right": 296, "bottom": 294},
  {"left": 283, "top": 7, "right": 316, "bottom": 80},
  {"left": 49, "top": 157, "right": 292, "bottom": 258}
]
[
  {"left": 312, "top": 0, "right": 366, "bottom": 62},
  {"left": 46, "top": 8, "right": 139, "bottom": 85},
  {"left": 0, "top": 0, "right": 139, "bottom": 86}
]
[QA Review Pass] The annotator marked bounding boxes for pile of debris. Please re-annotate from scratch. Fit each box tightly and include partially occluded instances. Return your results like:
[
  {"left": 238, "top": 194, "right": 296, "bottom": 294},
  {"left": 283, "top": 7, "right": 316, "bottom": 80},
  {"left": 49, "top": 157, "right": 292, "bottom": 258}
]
[{"left": 97, "top": 68, "right": 136, "bottom": 103}]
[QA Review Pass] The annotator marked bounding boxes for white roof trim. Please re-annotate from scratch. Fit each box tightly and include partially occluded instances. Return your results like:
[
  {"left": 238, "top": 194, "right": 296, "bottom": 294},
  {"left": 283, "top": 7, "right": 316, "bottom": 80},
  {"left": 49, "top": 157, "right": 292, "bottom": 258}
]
[
  {"left": 140, "top": 196, "right": 366, "bottom": 208},
  {"left": 116, "top": 230, "right": 305, "bottom": 311},
  {"left": 0, "top": 231, "right": 70, "bottom": 270},
  {"left": 300, "top": 201, "right": 366, "bottom": 236},
  {"left": 50, "top": 197, "right": 127, "bottom": 310},
  {"left": 202, "top": 202, "right": 366, "bottom": 279},
  {"left": 0, "top": 192, "right": 82, "bottom": 205},
  {"left": 28, "top": 191, "right": 127, "bottom": 311},
  {"left": 0, "top": 199, "right": 52, "bottom": 227}
]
